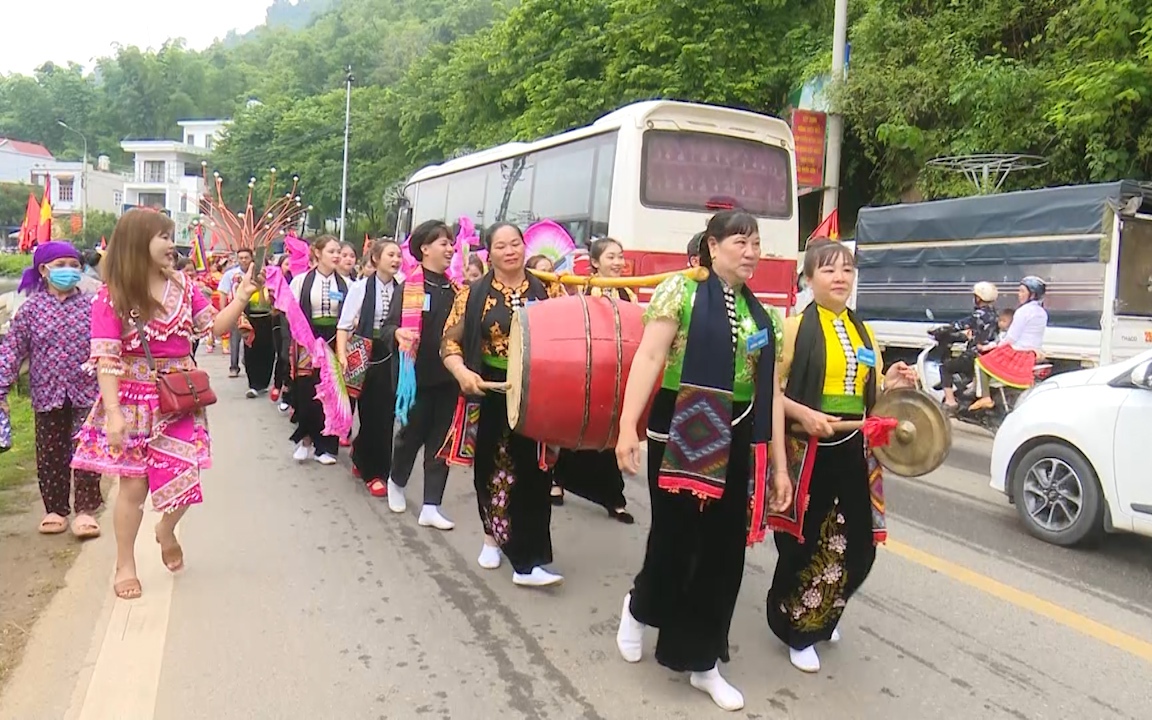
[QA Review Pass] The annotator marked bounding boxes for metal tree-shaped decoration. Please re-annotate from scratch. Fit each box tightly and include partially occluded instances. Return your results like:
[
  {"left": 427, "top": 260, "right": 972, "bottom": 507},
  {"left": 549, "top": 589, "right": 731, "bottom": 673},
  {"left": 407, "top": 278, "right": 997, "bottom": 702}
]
[{"left": 199, "top": 161, "right": 313, "bottom": 252}]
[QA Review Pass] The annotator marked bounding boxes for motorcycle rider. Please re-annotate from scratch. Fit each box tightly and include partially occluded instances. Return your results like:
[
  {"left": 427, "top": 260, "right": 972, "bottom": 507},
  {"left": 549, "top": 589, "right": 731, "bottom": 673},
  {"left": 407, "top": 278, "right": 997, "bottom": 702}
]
[
  {"left": 969, "top": 276, "right": 1048, "bottom": 413},
  {"left": 940, "top": 282, "right": 1000, "bottom": 410}
]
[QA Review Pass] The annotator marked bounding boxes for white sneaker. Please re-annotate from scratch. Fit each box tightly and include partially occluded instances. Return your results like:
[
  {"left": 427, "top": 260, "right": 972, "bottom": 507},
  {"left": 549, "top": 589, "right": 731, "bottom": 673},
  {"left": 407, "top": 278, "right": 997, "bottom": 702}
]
[
  {"left": 387, "top": 480, "right": 407, "bottom": 513},
  {"left": 477, "top": 544, "right": 502, "bottom": 569},
  {"left": 615, "top": 593, "right": 644, "bottom": 663},
  {"left": 789, "top": 645, "right": 820, "bottom": 673},
  {"left": 512, "top": 567, "right": 564, "bottom": 587},
  {"left": 245, "top": 389, "right": 258, "bottom": 399},
  {"left": 829, "top": 627, "right": 841, "bottom": 644},
  {"left": 418, "top": 505, "right": 455, "bottom": 530},
  {"left": 315, "top": 453, "right": 337, "bottom": 466},
  {"left": 278, "top": 402, "right": 290, "bottom": 413},
  {"left": 689, "top": 665, "right": 745, "bottom": 711},
  {"left": 292, "top": 443, "right": 312, "bottom": 462}
]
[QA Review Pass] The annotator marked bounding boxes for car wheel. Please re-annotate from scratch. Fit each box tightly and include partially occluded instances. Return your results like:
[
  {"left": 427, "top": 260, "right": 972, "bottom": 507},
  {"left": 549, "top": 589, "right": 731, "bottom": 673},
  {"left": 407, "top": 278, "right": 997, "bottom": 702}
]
[{"left": 1010, "top": 442, "right": 1105, "bottom": 547}]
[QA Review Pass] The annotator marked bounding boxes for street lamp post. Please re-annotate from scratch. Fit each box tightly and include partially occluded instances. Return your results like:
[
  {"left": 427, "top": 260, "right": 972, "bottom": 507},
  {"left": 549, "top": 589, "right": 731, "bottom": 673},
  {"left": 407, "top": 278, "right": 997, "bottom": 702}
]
[
  {"left": 57, "top": 121, "right": 88, "bottom": 242},
  {"left": 338, "top": 66, "right": 353, "bottom": 244},
  {"left": 820, "top": 0, "right": 849, "bottom": 217}
]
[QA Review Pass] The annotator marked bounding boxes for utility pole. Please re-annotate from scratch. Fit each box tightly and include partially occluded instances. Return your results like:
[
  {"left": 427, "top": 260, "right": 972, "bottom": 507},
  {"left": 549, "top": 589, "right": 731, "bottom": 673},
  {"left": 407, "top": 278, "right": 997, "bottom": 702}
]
[
  {"left": 821, "top": 0, "right": 849, "bottom": 217},
  {"left": 57, "top": 120, "right": 88, "bottom": 242},
  {"left": 338, "top": 66, "right": 353, "bottom": 243}
]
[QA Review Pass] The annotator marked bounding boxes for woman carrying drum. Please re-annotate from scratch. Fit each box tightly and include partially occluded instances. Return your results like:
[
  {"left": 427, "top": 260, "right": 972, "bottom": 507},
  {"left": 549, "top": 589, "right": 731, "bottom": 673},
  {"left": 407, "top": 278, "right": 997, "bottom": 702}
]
[
  {"left": 550, "top": 237, "right": 635, "bottom": 523},
  {"left": 288, "top": 235, "right": 347, "bottom": 465},
  {"left": 766, "top": 238, "right": 917, "bottom": 673},
  {"left": 441, "top": 222, "right": 566, "bottom": 587},
  {"left": 337, "top": 238, "right": 402, "bottom": 497},
  {"left": 614, "top": 211, "right": 793, "bottom": 711}
]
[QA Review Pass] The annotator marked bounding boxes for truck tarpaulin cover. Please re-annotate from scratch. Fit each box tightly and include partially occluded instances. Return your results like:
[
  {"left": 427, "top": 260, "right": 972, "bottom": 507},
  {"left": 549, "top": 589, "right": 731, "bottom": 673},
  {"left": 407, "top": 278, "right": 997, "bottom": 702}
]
[{"left": 855, "top": 181, "right": 1152, "bottom": 245}]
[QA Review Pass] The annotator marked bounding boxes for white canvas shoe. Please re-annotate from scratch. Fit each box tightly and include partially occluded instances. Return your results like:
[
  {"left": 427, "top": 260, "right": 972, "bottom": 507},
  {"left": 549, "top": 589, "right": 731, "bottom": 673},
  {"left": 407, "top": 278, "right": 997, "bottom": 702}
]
[
  {"left": 689, "top": 665, "right": 744, "bottom": 711},
  {"left": 615, "top": 593, "right": 644, "bottom": 663},
  {"left": 292, "top": 443, "right": 312, "bottom": 462},
  {"left": 418, "top": 505, "right": 455, "bottom": 530},
  {"left": 477, "top": 544, "right": 502, "bottom": 569},
  {"left": 789, "top": 645, "right": 820, "bottom": 673},
  {"left": 512, "top": 567, "right": 564, "bottom": 587},
  {"left": 315, "top": 453, "right": 337, "bottom": 466},
  {"left": 387, "top": 480, "right": 407, "bottom": 513}
]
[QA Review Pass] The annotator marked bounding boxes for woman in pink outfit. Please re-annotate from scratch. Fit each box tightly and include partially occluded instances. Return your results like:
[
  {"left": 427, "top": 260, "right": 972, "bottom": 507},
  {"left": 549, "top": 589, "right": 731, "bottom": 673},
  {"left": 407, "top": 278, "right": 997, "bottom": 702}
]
[{"left": 71, "top": 209, "right": 257, "bottom": 600}]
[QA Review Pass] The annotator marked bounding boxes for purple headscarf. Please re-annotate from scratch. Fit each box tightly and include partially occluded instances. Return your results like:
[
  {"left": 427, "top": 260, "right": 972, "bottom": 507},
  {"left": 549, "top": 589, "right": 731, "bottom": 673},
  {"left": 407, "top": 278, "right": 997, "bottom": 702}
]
[{"left": 17, "top": 241, "right": 82, "bottom": 295}]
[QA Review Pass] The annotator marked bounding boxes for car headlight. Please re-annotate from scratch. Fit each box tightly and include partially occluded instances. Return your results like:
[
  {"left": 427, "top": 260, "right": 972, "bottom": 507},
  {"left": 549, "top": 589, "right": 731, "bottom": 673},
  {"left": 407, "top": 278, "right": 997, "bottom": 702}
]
[{"left": 1015, "top": 380, "right": 1055, "bottom": 408}]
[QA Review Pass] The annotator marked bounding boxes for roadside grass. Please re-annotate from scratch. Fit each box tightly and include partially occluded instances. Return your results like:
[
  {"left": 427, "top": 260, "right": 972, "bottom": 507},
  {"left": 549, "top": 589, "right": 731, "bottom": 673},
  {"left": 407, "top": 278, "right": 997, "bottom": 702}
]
[
  {"left": 0, "top": 254, "right": 32, "bottom": 278},
  {"left": 0, "top": 393, "right": 35, "bottom": 514}
]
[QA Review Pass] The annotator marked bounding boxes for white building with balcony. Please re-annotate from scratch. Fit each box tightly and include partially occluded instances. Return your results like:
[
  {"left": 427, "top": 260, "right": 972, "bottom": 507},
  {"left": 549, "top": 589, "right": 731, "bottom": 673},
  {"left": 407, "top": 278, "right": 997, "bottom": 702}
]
[
  {"left": 120, "top": 119, "right": 229, "bottom": 245},
  {"left": 28, "top": 155, "right": 127, "bottom": 217}
]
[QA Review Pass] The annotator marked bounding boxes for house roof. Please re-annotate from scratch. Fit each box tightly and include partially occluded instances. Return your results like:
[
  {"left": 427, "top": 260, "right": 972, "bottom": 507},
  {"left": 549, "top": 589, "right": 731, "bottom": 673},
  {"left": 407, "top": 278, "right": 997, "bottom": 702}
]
[{"left": 0, "top": 137, "right": 54, "bottom": 158}]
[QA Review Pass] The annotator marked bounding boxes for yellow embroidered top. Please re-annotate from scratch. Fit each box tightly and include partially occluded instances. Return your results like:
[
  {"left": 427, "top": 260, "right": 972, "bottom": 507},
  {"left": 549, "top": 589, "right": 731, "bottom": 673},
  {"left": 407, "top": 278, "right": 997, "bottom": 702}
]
[{"left": 779, "top": 305, "right": 884, "bottom": 415}]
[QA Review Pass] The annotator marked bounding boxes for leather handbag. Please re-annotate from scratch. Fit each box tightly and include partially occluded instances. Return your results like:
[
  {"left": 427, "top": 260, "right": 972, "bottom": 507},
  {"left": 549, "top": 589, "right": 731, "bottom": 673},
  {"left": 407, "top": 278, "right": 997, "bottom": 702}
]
[{"left": 133, "top": 315, "right": 217, "bottom": 414}]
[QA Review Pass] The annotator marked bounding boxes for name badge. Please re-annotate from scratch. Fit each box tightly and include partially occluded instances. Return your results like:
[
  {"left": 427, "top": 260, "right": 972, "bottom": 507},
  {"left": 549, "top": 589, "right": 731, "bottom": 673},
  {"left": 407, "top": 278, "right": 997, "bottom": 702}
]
[
  {"left": 746, "top": 329, "right": 769, "bottom": 352},
  {"left": 856, "top": 347, "right": 877, "bottom": 368},
  {"left": 328, "top": 289, "right": 344, "bottom": 302},
  {"left": 422, "top": 294, "right": 431, "bottom": 312}
]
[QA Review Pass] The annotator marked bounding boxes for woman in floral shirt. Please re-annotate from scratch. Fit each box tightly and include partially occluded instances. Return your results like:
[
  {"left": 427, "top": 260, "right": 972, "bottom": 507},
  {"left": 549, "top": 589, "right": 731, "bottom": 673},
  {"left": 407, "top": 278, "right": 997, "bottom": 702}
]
[{"left": 0, "top": 241, "right": 102, "bottom": 538}]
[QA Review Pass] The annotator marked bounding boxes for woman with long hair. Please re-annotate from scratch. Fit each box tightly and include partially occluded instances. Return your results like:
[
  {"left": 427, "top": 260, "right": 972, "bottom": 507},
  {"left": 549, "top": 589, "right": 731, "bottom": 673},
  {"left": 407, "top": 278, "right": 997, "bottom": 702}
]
[
  {"left": 288, "top": 235, "right": 348, "bottom": 465},
  {"left": 270, "top": 253, "right": 295, "bottom": 412},
  {"left": 71, "top": 209, "right": 256, "bottom": 599},
  {"left": 0, "top": 241, "right": 103, "bottom": 539},
  {"left": 441, "top": 222, "right": 566, "bottom": 586},
  {"left": 550, "top": 237, "right": 634, "bottom": 522},
  {"left": 766, "top": 238, "right": 917, "bottom": 673},
  {"left": 338, "top": 242, "right": 359, "bottom": 281},
  {"left": 337, "top": 239, "right": 402, "bottom": 497},
  {"left": 614, "top": 211, "right": 792, "bottom": 711},
  {"left": 464, "top": 254, "right": 485, "bottom": 283}
]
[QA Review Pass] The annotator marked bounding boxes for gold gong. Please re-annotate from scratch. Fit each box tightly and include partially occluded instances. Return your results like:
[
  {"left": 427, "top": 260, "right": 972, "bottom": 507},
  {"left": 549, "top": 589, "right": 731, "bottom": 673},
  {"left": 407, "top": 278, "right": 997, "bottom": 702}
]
[{"left": 870, "top": 388, "right": 952, "bottom": 478}]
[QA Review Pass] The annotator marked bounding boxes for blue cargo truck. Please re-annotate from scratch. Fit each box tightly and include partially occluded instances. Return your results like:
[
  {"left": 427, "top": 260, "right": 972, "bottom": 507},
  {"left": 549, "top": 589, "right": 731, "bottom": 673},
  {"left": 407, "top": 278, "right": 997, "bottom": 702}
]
[{"left": 853, "top": 181, "right": 1152, "bottom": 372}]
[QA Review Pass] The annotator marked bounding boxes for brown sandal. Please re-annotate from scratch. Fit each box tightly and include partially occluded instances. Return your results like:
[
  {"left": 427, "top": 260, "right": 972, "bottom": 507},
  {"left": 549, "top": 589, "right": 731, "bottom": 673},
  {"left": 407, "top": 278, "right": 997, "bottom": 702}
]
[
  {"left": 113, "top": 578, "right": 142, "bottom": 600},
  {"left": 38, "top": 513, "right": 68, "bottom": 534},
  {"left": 155, "top": 532, "right": 185, "bottom": 573}
]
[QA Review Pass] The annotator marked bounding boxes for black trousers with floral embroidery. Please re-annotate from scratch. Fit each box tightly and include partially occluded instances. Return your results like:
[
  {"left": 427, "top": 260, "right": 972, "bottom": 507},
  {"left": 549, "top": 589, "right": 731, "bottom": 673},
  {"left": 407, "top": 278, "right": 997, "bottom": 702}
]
[
  {"left": 473, "top": 368, "right": 553, "bottom": 574},
  {"left": 628, "top": 393, "right": 751, "bottom": 673},
  {"left": 766, "top": 432, "right": 877, "bottom": 650}
]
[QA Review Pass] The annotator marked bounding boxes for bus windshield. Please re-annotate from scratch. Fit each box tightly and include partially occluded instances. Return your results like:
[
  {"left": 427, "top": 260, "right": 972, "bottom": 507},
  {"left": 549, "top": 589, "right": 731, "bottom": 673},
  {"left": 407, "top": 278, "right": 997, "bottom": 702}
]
[{"left": 640, "top": 130, "right": 792, "bottom": 219}]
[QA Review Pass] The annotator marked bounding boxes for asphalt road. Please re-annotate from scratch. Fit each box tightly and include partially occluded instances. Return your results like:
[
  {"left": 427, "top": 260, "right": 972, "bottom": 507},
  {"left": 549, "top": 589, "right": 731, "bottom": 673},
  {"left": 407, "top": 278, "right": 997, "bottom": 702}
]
[{"left": 2, "top": 351, "right": 1150, "bottom": 720}]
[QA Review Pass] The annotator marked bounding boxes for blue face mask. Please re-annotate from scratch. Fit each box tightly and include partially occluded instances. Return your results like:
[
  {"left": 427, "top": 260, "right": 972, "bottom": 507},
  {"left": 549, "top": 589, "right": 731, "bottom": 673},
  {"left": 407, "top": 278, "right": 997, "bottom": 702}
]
[{"left": 47, "top": 267, "right": 83, "bottom": 291}]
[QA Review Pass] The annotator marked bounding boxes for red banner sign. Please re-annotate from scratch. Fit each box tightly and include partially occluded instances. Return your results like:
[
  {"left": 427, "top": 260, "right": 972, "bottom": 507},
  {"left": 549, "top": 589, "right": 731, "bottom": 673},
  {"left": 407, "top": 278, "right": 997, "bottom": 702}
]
[{"left": 791, "top": 110, "right": 828, "bottom": 189}]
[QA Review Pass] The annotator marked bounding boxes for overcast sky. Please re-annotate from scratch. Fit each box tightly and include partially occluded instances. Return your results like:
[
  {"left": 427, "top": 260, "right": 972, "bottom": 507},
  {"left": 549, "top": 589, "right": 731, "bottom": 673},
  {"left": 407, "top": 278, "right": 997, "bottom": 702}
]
[{"left": 0, "top": 0, "right": 273, "bottom": 76}]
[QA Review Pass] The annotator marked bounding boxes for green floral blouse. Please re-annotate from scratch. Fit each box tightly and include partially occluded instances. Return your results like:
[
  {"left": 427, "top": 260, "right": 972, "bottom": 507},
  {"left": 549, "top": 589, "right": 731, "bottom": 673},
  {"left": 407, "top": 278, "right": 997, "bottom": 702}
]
[{"left": 643, "top": 273, "right": 783, "bottom": 402}]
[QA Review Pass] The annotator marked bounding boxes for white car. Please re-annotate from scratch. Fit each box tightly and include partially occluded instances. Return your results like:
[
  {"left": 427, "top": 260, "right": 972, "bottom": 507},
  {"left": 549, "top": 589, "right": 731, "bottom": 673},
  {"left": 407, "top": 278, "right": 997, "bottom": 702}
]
[{"left": 990, "top": 349, "right": 1152, "bottom": 547}]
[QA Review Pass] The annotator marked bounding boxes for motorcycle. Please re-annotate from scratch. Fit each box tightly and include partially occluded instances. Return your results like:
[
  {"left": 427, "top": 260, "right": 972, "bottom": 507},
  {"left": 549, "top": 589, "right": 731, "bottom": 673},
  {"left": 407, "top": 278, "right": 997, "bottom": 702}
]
[{"left": 916, "top": 310, "right": 1052, "bottom": 433}]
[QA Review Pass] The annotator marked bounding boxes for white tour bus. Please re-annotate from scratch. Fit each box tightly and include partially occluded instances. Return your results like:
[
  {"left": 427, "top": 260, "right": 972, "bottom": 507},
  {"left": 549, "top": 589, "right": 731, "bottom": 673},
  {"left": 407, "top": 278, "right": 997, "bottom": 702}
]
[{"left": 395, "top": 100, "right": 800, "bottom": 306}]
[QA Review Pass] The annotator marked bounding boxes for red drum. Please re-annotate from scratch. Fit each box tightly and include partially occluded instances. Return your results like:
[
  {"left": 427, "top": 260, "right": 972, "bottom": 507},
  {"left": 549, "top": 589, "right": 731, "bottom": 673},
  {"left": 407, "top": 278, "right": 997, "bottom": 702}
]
[{"left": 507, "top": 294, "right": 649, "bottom": 451}]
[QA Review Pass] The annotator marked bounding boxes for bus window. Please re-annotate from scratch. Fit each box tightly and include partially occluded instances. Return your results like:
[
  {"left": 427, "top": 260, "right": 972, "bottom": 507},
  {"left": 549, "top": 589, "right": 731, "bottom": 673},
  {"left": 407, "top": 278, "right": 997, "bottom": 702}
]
[
  {"left": 533, "top": 142, "right": 596, "bottom": 222},
  {"left": 446, "top": 166, "right": 488, "bottom": 223},
  {"left": 591, "top": 137, "right": 616, "bottom": 238},
  {"left": 640, "top": 130, "right": 792, "bottom": 219},
  {"left": 490, "top": 157, "right": 534, "bottom": 224},
  {"left": 413, "top": 176, "right": 449, "bottom": 224}
]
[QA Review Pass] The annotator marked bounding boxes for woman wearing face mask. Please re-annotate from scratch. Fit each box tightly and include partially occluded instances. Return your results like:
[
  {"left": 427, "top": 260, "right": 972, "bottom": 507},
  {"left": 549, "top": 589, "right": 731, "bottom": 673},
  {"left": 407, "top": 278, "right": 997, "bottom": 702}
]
[
  {"left": 441, "top": 222, "right": 567, "bottom": 586},
  {"left": 613, "top": 211, "right": 792, "bottom": 711},
  {"left": 71, "top": 210, "right": 257, "bottom": 599},
  {"left": 337, "top": 239, "right": 402, "bottom": 497},
  {"left": 0, "top": 241, "right": 103, "bottom": 539},
  {"left": 766, "top": 238, "right": 917, "bottom": 673},
  {"left": 288, "top": 236, "right": 348, "bottom": 465},
  {"left": 550, "top": 237, "right": 634, "bottom": 522}
]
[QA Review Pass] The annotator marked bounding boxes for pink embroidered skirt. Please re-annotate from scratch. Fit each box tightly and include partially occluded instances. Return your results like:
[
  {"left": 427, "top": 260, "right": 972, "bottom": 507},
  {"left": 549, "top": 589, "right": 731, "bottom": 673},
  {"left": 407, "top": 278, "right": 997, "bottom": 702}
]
[{"left": 72, "top": 356, "right": 211, "bottom": 513}]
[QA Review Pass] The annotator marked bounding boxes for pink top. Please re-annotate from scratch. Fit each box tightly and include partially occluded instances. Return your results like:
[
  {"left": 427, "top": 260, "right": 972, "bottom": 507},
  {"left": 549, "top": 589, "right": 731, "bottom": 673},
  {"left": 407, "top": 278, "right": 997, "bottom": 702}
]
[{"left": 89, "top": 278, "right": 215, "bottom": 366}]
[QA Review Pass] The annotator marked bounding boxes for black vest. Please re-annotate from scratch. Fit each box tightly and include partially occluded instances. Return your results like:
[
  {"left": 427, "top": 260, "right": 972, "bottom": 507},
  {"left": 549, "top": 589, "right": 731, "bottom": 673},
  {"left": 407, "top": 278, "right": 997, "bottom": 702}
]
[{"left": 298, "top": 269, "right": 348, "bottom": 323}]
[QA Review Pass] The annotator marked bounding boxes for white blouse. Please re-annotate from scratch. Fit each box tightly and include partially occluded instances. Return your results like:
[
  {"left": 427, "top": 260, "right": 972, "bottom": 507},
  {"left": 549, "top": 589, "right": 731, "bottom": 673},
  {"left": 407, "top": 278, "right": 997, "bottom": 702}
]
[
  {"left": 1003, "top": 300, "right": 1048, "bottom": 351},
  {"left": 289, "top": 271, "right": 342, "bottom": 319},
  {"left": 337, "top": 276, "right": 395, "bottom": 332}
]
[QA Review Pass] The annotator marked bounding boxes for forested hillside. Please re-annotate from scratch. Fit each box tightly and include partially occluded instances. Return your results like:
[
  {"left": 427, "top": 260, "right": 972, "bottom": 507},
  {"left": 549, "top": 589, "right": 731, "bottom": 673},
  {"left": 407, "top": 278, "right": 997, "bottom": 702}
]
[{"left": 0, "top": 0, "right": 1148, "bottom": 235}]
